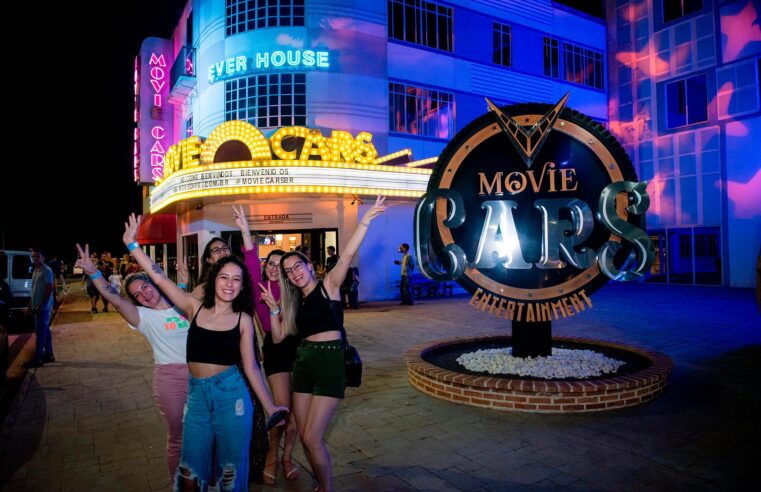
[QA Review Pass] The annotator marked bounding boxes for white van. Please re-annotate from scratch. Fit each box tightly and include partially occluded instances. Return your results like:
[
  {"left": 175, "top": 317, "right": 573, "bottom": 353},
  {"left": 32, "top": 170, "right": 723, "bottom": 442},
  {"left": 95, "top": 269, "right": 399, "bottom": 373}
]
[{"left": 0, "top": 250, "right": 33, "bottom": 317}]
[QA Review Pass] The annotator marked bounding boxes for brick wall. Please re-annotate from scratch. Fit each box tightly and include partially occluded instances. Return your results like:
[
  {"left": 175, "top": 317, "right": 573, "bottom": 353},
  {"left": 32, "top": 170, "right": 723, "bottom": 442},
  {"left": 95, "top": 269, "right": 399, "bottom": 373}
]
[{"left": 405, "top": 336, "right": 673, "bottom": 413}]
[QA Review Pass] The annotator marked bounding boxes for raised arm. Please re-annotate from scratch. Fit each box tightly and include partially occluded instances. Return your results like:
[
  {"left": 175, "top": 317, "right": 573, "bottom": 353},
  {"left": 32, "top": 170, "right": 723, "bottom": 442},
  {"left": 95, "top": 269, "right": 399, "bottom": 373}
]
[
  {"left": 324, "top": 195, "right": 386, "bottom": 294},
  {"left": 234, "top": 205, "right": 263, "bottom": 299},
  {"left": 122, "top": 213, "right": 199, "bottom": 316},
  {"left": 76, "top": 243, "right": 140, "bottom": 326},
  {"left": 233, "top": 205, "right": 255, "bottom": 252}
]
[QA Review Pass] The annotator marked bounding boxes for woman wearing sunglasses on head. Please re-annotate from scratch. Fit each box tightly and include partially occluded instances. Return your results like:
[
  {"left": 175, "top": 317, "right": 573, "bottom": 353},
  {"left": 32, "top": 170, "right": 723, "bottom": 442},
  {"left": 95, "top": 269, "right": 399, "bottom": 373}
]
[
  {"left": 75, "top": 243, "right": 190, "bottom": 486},
  {"left": 260, "top": 196, "right": 386, "bottom": 492},
  {"left": 122, "top": 214, "right": 287, "bottom": 491}
]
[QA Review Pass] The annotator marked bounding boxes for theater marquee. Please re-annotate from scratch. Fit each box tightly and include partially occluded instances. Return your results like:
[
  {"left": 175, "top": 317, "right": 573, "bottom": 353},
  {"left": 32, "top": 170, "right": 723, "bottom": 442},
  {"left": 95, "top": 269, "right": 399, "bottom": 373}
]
[
  {"left": 149, "top": 120, "right": 432, "bottom": 212},
  {"left": 415, "top": 94, "right": 655, "bottom": 323}
]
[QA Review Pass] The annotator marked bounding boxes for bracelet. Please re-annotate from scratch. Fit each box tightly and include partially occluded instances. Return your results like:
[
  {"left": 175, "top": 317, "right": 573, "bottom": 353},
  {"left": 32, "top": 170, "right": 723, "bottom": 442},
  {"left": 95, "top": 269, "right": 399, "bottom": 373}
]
[
  {"left": 177, "top": 283, "right": 188, "bottom": 290},
  {"left": 89, "top": 271, "right": 103, "bottom": 280},
  {"left": 127, "top": 242, "right": 140, "bottom": 252},
  {"left": 269, "top": 307, "right": 281, "bottom": 316}
]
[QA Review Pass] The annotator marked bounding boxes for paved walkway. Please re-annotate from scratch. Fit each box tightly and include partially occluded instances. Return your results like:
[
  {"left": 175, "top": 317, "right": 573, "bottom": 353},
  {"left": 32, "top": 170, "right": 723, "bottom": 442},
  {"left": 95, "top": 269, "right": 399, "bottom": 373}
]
[{"left": 1, "top": 282, "right": 759, "bottom": 491}]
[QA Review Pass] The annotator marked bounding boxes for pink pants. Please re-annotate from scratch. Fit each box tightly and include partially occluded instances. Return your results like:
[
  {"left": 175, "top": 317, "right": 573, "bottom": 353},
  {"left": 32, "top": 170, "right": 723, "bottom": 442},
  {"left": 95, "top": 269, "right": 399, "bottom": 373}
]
[{"left": 152, "top": 363, "right": 189, "bottom": 483}]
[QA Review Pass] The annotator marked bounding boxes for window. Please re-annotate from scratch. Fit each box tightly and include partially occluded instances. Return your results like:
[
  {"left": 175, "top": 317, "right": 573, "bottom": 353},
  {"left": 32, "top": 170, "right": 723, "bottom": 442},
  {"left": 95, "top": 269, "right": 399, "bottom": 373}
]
[
  {"left": 389, "top": 82, "right": 455, "bottom": 138},
  {"left": 663, "top": 0, "right": 702, "bottom": 23},
  {"left": 492, "top": 22, "right": 511, "bottom": 67},
  {"left": 665, "top": 74, "right": 707, "bottom": 129},
  {"left": 563, "top": 42, "right": 604, "bottom": 89},
  {"left": 716, "top": 59, "right": 760, "bottom": 119},
  {"left": 185, "top": 116, "right": 193, "bottom": 137},
  {"left": 543, "top": 37, "right": 559, "bottom": 78},
  {"left": 225, "top": 73, "right": 306, "bottom": 128},
  {"left": 388, "top": 0, "right": 453, "bottom": 52},
  {"left": 12, "top": 255, "right": 32, "bottom": 279},
  {"left": 226, "top": 0, "right": 304, "bottom": 36}
]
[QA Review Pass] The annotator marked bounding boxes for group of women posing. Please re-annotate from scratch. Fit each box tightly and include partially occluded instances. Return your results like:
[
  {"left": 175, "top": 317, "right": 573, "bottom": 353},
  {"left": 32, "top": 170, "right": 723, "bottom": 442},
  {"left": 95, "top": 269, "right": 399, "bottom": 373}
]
[{"left": 77, "top": 196, "right": 386, "bottom": 492}]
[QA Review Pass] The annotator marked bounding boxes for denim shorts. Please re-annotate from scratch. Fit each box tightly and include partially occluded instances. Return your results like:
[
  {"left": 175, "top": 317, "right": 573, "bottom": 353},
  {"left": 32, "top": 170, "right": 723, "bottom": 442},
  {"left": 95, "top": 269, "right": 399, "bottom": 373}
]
[{"left": 292, "top": 340, "right": 345, "bottom": 399}]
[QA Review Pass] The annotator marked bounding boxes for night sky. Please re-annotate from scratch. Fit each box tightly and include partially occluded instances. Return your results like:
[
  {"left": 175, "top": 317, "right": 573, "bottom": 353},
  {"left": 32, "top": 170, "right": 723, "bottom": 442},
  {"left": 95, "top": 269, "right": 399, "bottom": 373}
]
[{"left": 0, "top": 1, "right": 185, "bottom": 264}]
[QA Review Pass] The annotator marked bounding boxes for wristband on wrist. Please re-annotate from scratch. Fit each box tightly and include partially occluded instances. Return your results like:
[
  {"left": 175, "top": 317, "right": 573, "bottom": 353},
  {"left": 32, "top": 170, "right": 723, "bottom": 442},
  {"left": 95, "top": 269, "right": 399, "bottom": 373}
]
[
  {"left": 177, "top": 283, "right": 188, "bottom": 290},
  {"left": 269, "top": 307, "right": 281, "bottom": 316},
  {"left": 89, "top": 270, "right": 103, "bottom": 280},
  {"left": 127, "top": 242, "right": 140, "bottom": 252}
]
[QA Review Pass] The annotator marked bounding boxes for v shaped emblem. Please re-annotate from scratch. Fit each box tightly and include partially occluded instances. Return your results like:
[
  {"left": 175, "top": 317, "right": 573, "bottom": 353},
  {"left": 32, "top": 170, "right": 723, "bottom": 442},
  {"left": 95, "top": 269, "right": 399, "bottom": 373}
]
[{"left": 486, "top": 92, "right": 570, "bottom": 168}]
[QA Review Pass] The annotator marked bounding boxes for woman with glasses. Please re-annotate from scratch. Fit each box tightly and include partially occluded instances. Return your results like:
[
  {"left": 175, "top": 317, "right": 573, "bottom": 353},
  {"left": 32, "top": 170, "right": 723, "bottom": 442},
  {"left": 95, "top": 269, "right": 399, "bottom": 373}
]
[
  {"left": 190, "top": 238, "right": 232, "bottom": 298},
  {"left": 232, "top": 205, "right": 300, "bottom": 485},
  {"left": 75, "top": 243, "right": 190, "bottom": 485},
  {"left": 122, "top": 214, "right": 287, "bottom": 491},
  {"left": 260, "top": 196, "right": 386, "bottom": 492}
]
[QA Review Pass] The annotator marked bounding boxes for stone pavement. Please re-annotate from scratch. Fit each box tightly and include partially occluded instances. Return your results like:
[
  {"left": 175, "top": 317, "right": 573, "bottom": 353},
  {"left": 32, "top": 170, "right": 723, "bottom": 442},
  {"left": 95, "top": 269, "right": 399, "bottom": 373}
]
[{"left": 1, "top": 282, "right": 759, "bottom": 491}]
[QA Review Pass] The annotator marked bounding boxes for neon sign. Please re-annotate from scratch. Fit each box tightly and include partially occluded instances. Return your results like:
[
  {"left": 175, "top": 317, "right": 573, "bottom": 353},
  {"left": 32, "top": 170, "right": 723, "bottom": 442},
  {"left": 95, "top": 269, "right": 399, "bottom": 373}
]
[
  {"left": 149, "top": 53, "right": 167, "bottom": 107},
  {"left": 160, "top": 121, "right": 378, "bottom": 182},
  {"left": 208, "top": 50, "right": 330, "bottom": 83}
]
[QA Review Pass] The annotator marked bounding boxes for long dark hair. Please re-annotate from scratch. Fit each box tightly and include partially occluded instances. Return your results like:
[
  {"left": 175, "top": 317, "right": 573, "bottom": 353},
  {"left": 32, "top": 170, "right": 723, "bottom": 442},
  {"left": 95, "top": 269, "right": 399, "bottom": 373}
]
[
  {"left": 263, "top": 249, "right": 286, "bottom": 282},
  {"left": 199, "top": 237, "right": 229, "bottom": 284},
  {"left": 202, "top": 255, "right": 253, "bottom": 314}
]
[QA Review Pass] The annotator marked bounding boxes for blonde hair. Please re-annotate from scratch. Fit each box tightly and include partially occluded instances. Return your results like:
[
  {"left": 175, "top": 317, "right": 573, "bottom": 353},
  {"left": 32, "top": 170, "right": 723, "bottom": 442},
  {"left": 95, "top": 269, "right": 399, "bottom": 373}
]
[{"left": 278, "top": 251, "right": 313, "bottom": 337}]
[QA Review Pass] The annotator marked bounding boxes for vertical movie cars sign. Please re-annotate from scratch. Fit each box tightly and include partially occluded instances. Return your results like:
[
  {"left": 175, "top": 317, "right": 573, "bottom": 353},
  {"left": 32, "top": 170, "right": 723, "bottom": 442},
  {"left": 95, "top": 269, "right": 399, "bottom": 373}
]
[
  {"left": 135, "top": 38, "right": 174, "bottom": 184},
  {"left": 414, "top": 94, "right": 655, "bottom": 323}
]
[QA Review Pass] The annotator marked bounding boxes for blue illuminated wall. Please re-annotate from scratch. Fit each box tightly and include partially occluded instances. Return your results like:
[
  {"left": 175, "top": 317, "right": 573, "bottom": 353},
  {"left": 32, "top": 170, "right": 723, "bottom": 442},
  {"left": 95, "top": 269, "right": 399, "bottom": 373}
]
[
  {"left": 606, "top": 0, "right": 761, "bottom": 288},
  {"left": 150, "top": 0, "right": 612, "bottom": 300}
]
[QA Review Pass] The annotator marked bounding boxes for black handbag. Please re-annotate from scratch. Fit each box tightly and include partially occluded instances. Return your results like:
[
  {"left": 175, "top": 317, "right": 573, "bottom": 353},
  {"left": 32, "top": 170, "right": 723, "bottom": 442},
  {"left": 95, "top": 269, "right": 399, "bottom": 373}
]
[
  {"left": 321, "top": 282, "right": 362, "bottom": 387},
  {"left": 343, "top": 342, "right": 362, "bottom": 387}
]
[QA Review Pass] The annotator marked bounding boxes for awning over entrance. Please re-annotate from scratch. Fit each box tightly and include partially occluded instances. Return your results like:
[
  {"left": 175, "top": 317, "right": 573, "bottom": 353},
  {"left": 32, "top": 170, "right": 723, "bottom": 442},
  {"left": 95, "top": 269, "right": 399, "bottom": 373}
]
[{"left": 137, "top": 213, "right": 177, "bottom": 244}]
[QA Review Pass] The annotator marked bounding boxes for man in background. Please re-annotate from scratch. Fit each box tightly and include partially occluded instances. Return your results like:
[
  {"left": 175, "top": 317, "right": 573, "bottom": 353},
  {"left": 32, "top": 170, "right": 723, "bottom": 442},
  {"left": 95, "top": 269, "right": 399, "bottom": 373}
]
[
  {"left": 394, "top": 243, "right": 415, "bottom": 306},
  {"left": 22, "top": 248, "right": 55, "bottom": 368}
]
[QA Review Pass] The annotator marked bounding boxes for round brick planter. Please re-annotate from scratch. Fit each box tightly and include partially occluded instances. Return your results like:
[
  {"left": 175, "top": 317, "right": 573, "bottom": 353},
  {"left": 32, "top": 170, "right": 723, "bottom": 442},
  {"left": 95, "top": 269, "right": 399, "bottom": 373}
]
[{"left": 405, "top": 335, "right": 673, "bottom": 413}]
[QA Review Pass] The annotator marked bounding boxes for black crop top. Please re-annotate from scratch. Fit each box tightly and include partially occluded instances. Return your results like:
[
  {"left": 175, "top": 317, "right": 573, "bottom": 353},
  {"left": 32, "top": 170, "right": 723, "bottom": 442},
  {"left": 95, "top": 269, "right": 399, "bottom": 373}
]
[
  {"left": 186, "top": 309, "right": 242, "bottom": 365},
  {"left": 295, "top": 282, "right": 344, "bottom": 339}
]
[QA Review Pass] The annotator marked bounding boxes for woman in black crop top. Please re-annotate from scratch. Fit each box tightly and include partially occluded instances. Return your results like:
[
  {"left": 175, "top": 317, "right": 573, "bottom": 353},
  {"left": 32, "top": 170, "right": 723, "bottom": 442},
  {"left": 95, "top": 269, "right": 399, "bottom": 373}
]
[
  {"left": 123, "top": 214, "right": 287, "bottom": 491},
  {"left": 261, "top": 196, "right": 387, "bottom": 492}
]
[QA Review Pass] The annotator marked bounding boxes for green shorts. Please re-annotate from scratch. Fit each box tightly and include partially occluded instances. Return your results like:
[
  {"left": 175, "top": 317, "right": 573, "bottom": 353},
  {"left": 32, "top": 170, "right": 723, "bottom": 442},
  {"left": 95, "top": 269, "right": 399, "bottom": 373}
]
[{"left": 292, "top": 340, "right": 345, "bottom": 399}]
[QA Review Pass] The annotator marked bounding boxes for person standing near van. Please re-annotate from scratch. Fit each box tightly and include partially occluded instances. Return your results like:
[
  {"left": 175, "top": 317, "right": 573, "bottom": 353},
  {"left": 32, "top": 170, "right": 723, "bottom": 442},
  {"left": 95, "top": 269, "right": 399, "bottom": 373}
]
[{"left": 22, "top": 248, "right": 55, "bottom": 368}]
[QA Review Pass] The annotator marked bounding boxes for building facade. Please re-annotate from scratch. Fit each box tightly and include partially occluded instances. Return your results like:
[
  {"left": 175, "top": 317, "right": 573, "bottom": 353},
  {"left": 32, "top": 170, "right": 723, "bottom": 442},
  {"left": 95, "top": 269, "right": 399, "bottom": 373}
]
[
  {"left": 606, "top": 0, "right": 760, "bottom": 288},
  {"left": 135, "top": 0, "right": 611, "bottom": 300}
]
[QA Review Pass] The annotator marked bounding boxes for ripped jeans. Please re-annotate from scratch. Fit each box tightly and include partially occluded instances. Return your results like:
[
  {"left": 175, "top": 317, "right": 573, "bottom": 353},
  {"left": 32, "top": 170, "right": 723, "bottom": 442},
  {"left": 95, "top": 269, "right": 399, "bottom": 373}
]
[{"left": 176, "top": 366, "right": 253, "bottom": 492}]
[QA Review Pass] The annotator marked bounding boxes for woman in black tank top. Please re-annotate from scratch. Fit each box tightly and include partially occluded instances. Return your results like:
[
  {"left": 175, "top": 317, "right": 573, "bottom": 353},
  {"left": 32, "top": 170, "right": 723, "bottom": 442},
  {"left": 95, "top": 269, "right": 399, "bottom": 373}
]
[
  {"left": 260, "top": 196, "right": 387, "bottom": 492},
  {"left": 123, "top": 214, "right": 287, "bottom": 491}
]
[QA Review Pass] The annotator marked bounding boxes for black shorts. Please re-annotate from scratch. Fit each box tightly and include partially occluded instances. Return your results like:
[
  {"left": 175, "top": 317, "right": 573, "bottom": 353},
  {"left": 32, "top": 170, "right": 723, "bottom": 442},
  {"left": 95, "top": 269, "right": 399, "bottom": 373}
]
[
  {"left": 262, "top": 332, "right": 299, "bottom": 376},
  {"left": 86, "top": 285, "right": 100, "bottom": 298},
  {"left": 292, "top": 340, "right": 345, "bottom": 399}
]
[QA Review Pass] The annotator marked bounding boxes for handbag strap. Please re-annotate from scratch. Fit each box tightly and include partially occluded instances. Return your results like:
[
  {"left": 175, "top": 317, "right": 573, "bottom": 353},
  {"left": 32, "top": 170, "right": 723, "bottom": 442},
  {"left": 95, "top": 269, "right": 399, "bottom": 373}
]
[{"left": 319, "top": 281, "right": 348, "bottom": 347}]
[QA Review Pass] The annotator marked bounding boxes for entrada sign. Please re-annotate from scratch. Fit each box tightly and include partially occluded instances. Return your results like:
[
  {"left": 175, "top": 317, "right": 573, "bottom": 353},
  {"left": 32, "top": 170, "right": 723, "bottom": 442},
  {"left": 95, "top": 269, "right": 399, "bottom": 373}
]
[{"left": 414, "top": 94, "right": 654, "bottom": 322}]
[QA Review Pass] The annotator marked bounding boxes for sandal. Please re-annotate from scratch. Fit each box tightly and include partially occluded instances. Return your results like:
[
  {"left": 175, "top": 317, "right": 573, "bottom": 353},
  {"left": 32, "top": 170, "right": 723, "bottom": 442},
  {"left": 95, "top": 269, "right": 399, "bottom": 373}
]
[
  {"left": 263, "top": 460, "right": 277, "bottom": 485},
  {"left": 282, "top": 458, "right": 300, "bottom": 480}
]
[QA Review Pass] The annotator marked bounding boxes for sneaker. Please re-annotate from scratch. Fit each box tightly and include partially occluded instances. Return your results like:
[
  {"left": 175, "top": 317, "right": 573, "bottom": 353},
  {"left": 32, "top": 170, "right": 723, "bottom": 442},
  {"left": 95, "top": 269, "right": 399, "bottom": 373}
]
[
  {"left": 21, "top": 360, "right": 44, "bottom": 369},
  {"left": 91, "top": 307, "right": 98, "bottom": 314},
  {"left": 103, "top": 307, "right": 109, "bottom": 313},
  {"left": 43, "top": 354, "right": 56, "bottom": 363}
]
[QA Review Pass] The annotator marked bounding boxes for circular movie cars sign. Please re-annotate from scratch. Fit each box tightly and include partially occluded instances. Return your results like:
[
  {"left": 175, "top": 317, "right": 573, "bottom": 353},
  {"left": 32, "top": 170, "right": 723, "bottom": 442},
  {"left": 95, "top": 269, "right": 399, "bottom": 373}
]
[{"left": 414, "top": 94, "right": 654, "bottom": 323}]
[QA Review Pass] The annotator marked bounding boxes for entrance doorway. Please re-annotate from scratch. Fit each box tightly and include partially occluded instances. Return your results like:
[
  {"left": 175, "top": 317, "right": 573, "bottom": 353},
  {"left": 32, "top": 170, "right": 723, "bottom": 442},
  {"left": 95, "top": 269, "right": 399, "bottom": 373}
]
[{"left": 224, "top": 228, "right": 338, "bottom": 273}]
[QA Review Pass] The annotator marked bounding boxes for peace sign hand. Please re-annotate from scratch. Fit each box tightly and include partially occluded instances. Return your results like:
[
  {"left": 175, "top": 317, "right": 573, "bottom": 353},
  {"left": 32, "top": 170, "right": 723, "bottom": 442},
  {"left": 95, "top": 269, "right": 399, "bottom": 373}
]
[{"left": 75, "top": 243, "right": 98, "bottom": 276}]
